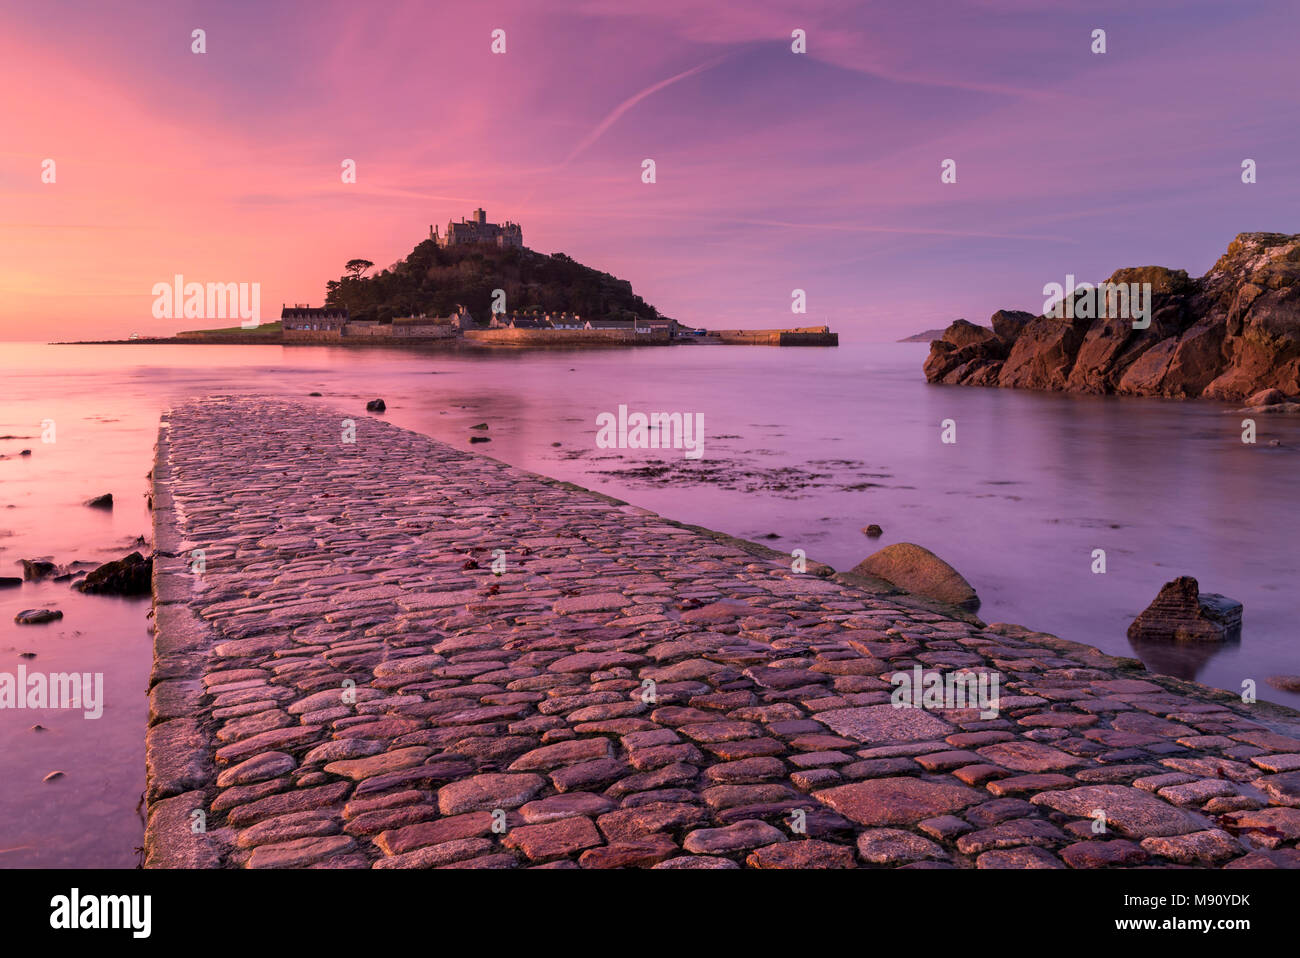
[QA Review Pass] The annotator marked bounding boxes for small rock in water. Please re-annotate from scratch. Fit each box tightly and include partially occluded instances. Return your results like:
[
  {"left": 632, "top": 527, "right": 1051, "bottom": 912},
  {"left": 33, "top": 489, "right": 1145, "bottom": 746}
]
[
  {"left": 1127, "top": 576, "right": 1242, "bottom": 642},
  {"left": 15, "top": 608, "right": 63, "bottom": 625},
  {"left": 851, "top": 542, "right": 980, "bottom": 611},
  {"left": 0, "top": 576, "right": 22, "bottom": 588},
  {"left": 18, "top": 651, "right": 36, "bottom": 659},
  {"left": 469, "top": 436, "right": 491, "bottom": 444},
  {"left": 19, "top": 449, "right": 31, "bottom": 456},
  {"left": 309, "top": 392, "right": 323, "bottom": 397},
  {"left": 1247, "top": 388, "right": 1286, "bottom": 406},
  {"left": 85, "top": 493, "right": 113, "bottom": 509},
  {"left": 43, "top": 771, "right": 65, "bottom": 783},
  {"left": 862, "top": 524, "right": 884, "bottom": 538},
  {"left": 551, "top": 442, "right": 561, "bottom": 447},
  {"left": 366, "top": 398, "right": 386, "bottom": 412},
  {"left": 470, "top": 422, "right": 489, "bottom": 430},
  {"left": 20, "top": 559, "right": 58, "bottom": 581},
  {"left": 31, "top": 725, "right": 46, "bottom": 732},
  {"left": 74, "top": 551, "right": 152, "bottom": 596},
  {"left": 1265, "top": 675, "right": 1300, "bottom": 693}
]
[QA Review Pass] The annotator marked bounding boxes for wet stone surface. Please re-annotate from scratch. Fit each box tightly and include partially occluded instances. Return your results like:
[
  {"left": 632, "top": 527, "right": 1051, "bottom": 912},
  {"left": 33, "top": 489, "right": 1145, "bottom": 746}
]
[{"left": 144, "top": 397, "right": 1300, "bottom": 869}]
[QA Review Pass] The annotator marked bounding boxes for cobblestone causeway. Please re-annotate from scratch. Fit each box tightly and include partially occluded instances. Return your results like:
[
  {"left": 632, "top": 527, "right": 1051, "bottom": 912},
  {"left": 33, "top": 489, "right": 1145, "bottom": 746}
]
[{"left": 144, "top": 397, "right": 1300, "bottom": 869}]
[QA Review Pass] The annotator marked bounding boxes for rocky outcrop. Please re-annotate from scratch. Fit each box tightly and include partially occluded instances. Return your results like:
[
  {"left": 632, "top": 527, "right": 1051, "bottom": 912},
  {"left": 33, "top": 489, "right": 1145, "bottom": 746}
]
[
  {"left": 73, "top": 551, "right": 152, "bottom": 596},
  {"left": 941, "top": 319, "right": 996, "bottom": 348},
  {"left": 849, "top": 542, "right": 980, "bottom": 611},
  {"left": 1127, "top": 576, "right": 1243, "bottom": 642},
  {"left": 924, "top": 233, "right": 1300, "bottom": 401},
  {"left": 991, "top": 309, "right": 1035, "bottom": 343}
]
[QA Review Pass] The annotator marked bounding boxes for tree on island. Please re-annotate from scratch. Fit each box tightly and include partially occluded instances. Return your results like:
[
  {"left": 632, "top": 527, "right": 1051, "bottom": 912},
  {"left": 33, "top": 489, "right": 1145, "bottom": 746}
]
[{"left": 344, "top": 259, "right": 374, "bottom": 280}]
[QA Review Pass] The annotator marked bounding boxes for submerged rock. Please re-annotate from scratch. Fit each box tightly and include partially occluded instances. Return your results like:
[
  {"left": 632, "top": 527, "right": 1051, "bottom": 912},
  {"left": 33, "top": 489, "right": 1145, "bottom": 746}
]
[
  {"left": 1236, "top": 399, "right": 1300, "bottom": 415},
  {"left": 74, "top": 551, "right": 153, "bottom": 596},
  {"left": 19, "top": 559, "right": 58, "bottom": 581},
  {"left": 468, "top": 436, "right": 491, "bottom": 444},
  {"left": 366, "top": 398, "right": 386, "bottom": 412},
  {"left": 1127, "top": 576, "right": 1242, "bottom": 642},
  {"left": 86, "top": 493, "right": 113, "bottom": 509},
  {"left": 15, "top": 608, "right": 63, "bottom": 624},
  {"left": 1247, "top": 387, "right": 1287, "bottom": 406},
  {"left": 849, "top": 542, "right": 980, "bottom": 611}
]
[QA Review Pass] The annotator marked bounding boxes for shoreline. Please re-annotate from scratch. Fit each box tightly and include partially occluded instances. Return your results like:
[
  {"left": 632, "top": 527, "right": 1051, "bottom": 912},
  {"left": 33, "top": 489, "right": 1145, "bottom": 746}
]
[
  {"left": 53, "top": 325, "right": 840, "bottom": 349},
  {"left": 145, "top": 397, "right": 1300, "bottom": 869}
]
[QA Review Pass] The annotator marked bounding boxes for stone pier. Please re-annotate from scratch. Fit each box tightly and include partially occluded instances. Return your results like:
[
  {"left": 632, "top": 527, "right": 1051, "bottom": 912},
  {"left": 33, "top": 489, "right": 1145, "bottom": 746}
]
[{"left": 145, "top": 397, "right": 1300, "bottom": 869}]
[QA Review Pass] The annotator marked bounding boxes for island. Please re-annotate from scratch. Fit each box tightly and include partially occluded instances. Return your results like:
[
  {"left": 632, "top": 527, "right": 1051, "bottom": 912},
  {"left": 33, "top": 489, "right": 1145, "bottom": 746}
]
[{"left": 118, "top": 208, "right": 838, "bottom": 348}]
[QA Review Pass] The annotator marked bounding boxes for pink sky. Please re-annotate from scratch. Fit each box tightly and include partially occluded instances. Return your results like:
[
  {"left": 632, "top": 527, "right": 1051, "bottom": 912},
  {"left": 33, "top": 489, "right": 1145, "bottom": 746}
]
[{"left": 2, "top": 0, "right": 1296, "bottom": 341}]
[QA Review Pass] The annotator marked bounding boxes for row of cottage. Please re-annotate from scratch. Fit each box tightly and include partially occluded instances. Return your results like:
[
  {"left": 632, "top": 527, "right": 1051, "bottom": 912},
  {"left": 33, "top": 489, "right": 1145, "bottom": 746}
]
[{"left": 280, "top": 305, "right": 681, "bottom": 340}]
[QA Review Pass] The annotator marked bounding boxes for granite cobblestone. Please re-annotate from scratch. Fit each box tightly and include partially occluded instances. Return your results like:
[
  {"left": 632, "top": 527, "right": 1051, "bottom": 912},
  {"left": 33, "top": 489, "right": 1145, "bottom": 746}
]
[{"left": 143, "top": 398, "right": 1300, "bottom": 869}]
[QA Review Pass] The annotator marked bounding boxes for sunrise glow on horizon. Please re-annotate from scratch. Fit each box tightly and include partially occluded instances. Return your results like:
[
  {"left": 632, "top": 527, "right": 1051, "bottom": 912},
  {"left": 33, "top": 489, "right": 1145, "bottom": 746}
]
[{"left": 2, "top": 0, "right": 1297, "bottom": 341}]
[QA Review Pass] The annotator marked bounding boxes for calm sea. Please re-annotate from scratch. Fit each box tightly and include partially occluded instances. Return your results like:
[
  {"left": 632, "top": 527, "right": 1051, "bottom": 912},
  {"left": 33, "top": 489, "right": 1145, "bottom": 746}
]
[{"left": 2, "top": 340, "right": 1297, "bottom": 865}]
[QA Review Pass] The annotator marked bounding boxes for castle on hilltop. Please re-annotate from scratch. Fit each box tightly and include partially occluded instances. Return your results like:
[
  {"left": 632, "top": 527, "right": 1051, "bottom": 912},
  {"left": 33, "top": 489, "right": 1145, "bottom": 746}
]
[{"left": 430, "top": 208, "right": 523, "bottom": 249}]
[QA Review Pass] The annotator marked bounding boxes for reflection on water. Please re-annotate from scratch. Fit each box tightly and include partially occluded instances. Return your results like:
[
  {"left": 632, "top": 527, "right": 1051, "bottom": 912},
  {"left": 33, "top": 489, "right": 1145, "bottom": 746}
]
[
  {"left": 1128, "top": 633, "right": 1242, "bottom": 682},
  {"left": 1, "top": 339, "right": 1298, "bottom": 864}
]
